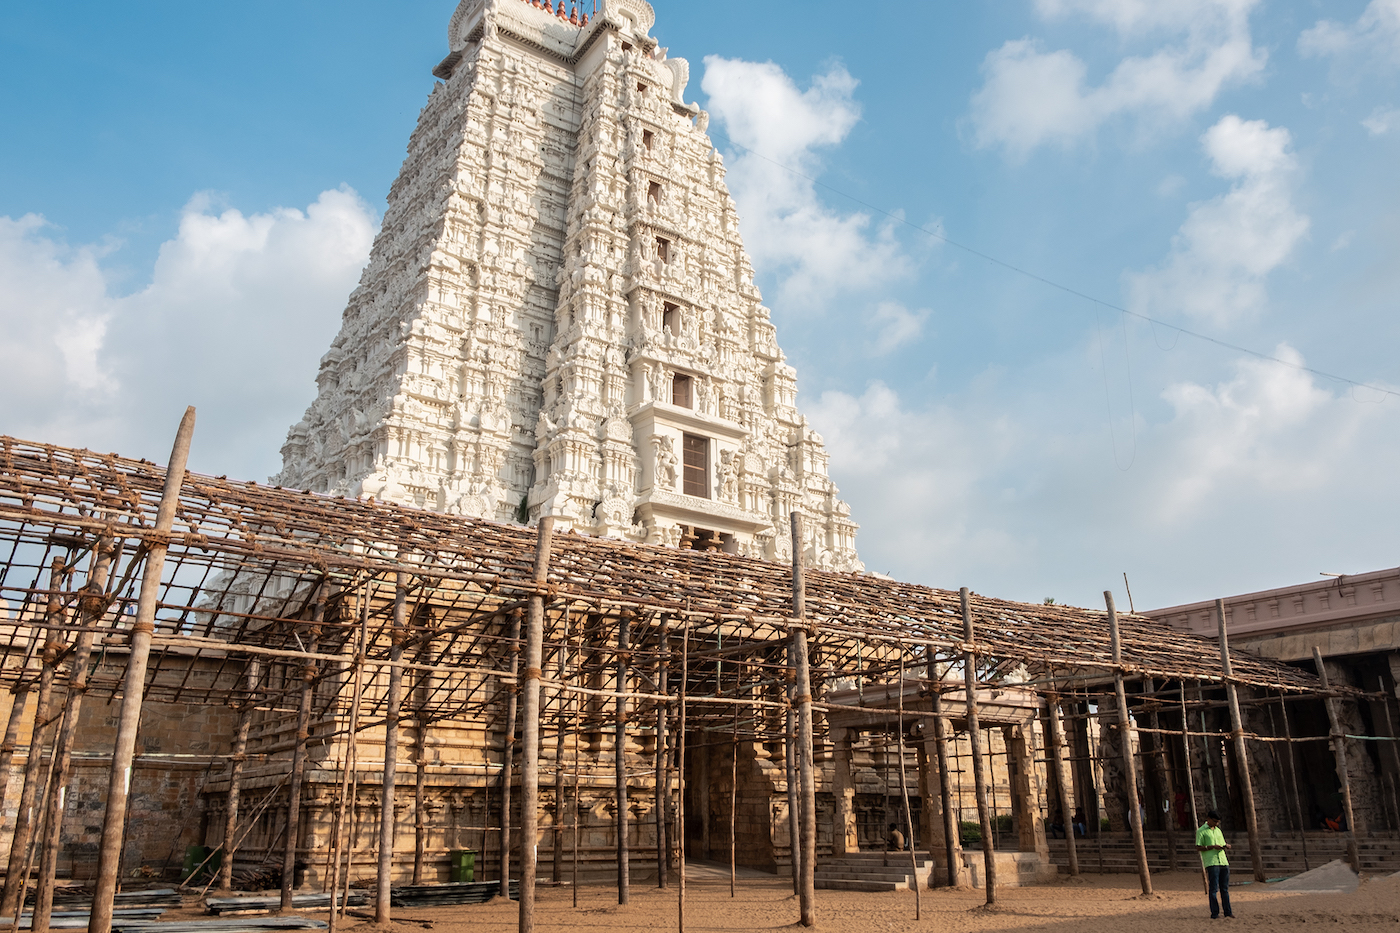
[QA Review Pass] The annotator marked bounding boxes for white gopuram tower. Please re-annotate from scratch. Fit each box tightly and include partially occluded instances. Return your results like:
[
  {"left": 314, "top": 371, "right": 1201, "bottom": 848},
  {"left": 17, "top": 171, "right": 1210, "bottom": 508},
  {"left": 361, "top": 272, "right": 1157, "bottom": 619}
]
[{"left": 275, "top": 0, "right": 862, "bottom": 571}]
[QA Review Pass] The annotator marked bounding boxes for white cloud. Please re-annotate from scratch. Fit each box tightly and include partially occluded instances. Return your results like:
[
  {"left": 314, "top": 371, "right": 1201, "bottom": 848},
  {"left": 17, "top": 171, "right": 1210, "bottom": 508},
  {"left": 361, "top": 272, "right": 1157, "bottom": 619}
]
[
  {"left": 866, "top": 302, "right": 930, "bottom": 356},
  {"left": 1127, "top": 115, "right": 1309, "bottom": 326},
  {"left": 1149, "top": 346, "right": 1343, "bottom": 519},
  {"left": 701, "top": 58, "right": 913, "bottom": 311},
  {"left": 0, "top": 188, "right": 376, "bottom": 478},
  {"left": 1299, "top": 0, "right": 1400, "bottom": 66},
  {"left": 970, "top": 0, "right": 1265, "bottom": 157},
  {"left": 1363, "top": 104, "right": 1400, "bottom": 135},
  {"left": 809, "top": 346, "right": 1400, "bottom": 605}
]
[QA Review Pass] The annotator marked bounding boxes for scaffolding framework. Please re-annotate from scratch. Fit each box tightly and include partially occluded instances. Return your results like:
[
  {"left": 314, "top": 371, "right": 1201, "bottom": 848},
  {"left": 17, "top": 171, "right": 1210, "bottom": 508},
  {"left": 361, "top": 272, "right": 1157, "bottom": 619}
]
[{"left": 1, "top": 430, "right": 1387, "bottom": 933}]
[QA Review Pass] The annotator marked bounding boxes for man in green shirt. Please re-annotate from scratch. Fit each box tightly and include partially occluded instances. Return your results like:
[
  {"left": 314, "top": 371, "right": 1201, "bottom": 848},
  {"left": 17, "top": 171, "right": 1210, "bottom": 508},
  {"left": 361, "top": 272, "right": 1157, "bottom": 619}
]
[{"left": 1196, "top": 810, "right": 1233, "bottom": 918}]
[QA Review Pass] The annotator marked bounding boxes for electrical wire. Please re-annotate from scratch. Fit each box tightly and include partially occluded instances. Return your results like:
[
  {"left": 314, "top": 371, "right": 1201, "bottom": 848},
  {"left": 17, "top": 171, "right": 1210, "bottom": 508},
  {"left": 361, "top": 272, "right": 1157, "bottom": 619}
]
[{"left": 707, "top": 129, "right": 1400, "bottom": 403}]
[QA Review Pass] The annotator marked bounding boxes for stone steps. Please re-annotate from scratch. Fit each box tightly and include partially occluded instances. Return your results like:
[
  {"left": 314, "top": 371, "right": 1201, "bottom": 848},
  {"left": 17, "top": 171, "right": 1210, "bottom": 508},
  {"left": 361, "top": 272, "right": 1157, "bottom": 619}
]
[
  {"left": 1047, "top": 832, "right": 1400, "bottom": 874},
  {"left": 814, "top": 852, "right": 934, "bottom": 892}
]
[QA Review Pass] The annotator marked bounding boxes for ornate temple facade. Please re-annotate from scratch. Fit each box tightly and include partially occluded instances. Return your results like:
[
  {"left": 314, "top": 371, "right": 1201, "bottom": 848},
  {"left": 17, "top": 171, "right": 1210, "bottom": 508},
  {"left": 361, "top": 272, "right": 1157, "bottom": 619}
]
[{"left": 273, "top": 0, "right": 862, "bottom": 572}]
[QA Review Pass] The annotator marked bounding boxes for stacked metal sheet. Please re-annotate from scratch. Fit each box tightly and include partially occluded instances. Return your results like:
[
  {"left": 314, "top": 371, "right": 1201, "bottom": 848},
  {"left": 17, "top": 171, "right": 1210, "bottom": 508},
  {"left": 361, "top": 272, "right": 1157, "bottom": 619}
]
[{"left": 390, "top": 881, "right": 518, "bottom": 907}]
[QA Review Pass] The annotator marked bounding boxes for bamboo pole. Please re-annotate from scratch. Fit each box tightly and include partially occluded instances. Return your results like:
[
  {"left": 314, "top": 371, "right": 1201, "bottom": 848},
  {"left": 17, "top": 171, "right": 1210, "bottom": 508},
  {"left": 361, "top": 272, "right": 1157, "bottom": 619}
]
[
  {"left": 655, "top": 649, "right": 667, "bottom": 889},
  {"left": 930, "top": 688, "right": 960, "bottom": 887},
  {"left": 729, "top": 702, "right": 737, "bottom": 898},
  {"left": 1, "top": 559, "right": 67, "bottom": 920},
  {"left": 2, "top": 560, "right": 65, "bottom": 913},
  {"left": 791, "top": 514, "right": 816, "bottom": 928},
  {"left": 1145, "top": 679, "right": 1177, "bottom": 871},
  {"left": 1044, "top": 691, "right": 1079, "bottom": 877},
  {"left": 1275, "top": 689, "right": 1309, "bottom": 872},
  {"left": 282, "top": 598, "right": 322, "bottom": 912},
  {"left": 571, "top": 633, "right": 580, "bottom": 910},
  {"left": 219, "top": 659, "right": 261, "bottom": 893},
  {"left": 518, "top": 517, "right": 553, "bottom": 933},
  {"left": 960, "top": 587, "right": 997, "bottom": 905},
  {"left": 34, "top": 539, "right": 114, "bottom": 933},
  {"left": 1177, "top": 681, "right": 1207, "bottom": 894},
  {"left": 897, "top": 655, "right": 920, "bottom": 920},
  {"left": 555, "top": 605, "right": 570, "bottom": 887},
  {"left": 376, "top": 575, "right": 406, "bottom": 924},
  {"left": 1312, "top": 647, "right": 1360, "bottom": 871},
  {"left": 614, "top": 609, "right": 631, "bottom": 905},
  {"left": 0, "top": 684, "right": 30, "bottom": 814},
  {"left": 1216, "top": 599, "right": 1265, "bottom": 883},
  {"left": 1105, "top": 591, "right": 1152, "bottom": 896},
  {"left": 89, "top": 406, "right": 195, "bottom": 933},
  {"left": 785, "top": 679, "right": 800, "bottom": 896},
  {"left": 500, "top": 607, "right": 523, "bottom": 899},
  {"left": 330, "top": 592, "right": 369, "bottom": 930},
  {"left": 677, "top": 617, "right": 688, "bottom": 933},
  {"left": 413, "top": 717, "right": 428, "bottom": 885}
]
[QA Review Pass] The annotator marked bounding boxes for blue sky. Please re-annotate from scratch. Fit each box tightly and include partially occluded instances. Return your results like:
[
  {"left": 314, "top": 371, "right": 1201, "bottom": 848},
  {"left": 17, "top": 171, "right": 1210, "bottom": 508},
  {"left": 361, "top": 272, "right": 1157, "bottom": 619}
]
[{"left": 2, "top": 1, "right": 1398, "bottom": 610}]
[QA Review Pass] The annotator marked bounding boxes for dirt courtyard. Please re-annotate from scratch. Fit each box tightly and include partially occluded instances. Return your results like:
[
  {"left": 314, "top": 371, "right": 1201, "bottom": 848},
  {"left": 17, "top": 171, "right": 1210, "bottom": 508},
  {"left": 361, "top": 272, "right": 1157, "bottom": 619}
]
[{"left": 354, "top": 868, "right": 1400, "bottom": 933}]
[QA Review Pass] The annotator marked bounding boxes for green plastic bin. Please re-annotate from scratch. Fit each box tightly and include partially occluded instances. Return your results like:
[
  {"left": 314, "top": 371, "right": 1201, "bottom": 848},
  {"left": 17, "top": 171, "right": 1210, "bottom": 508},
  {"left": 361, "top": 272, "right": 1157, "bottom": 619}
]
[
  {"left": 181, "top": 845, "right": 221, "bottom": 882},
  {"left": 449, "top": 849, "right": 476, "bottom": 883}
]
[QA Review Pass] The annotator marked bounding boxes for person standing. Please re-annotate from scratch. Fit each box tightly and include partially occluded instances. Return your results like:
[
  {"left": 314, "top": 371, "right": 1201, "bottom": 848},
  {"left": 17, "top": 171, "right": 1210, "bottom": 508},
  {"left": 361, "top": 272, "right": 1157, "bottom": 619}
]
[{"left": 1196, "top": 810, "right": 1234, "bottom": 919}]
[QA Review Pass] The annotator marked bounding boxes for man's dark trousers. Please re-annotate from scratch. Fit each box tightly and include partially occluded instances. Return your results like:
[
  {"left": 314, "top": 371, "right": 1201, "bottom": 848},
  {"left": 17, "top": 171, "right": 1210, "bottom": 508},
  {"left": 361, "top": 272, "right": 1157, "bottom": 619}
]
[{"left": 1206, "top": 865, "right": 1233, "bottom": 918}]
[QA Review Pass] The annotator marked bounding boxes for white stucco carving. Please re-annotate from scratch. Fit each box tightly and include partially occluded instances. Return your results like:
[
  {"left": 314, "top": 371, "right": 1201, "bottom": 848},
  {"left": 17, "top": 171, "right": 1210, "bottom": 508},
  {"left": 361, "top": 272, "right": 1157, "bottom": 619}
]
[{"left": 274, "top": 0, "right": 863, "bottom": 572}]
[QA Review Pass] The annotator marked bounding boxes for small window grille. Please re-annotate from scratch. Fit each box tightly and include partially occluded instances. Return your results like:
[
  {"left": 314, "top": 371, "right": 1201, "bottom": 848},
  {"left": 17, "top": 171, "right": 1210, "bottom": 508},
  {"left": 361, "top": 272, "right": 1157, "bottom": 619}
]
[{"left": 656, "top": 237, "right": 670, "bottom": 262}]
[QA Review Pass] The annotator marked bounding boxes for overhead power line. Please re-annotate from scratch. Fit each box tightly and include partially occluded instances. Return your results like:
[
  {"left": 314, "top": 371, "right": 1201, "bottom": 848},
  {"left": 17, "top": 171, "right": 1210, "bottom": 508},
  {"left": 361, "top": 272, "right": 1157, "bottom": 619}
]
[{"left": 709, "top": 130, "right": 1399, "bottom": 403}]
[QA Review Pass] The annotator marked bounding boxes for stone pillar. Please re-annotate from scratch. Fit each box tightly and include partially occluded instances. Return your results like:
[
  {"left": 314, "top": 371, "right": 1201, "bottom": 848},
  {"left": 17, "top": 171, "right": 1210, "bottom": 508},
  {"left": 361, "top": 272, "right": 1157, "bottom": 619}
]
[
  {"left": 1007, "top": 722, "right": 1050, "bottom": 866},
  {"left": 919, "top": 719, "right": 966, "bottom": 885},
  {"left": 1096, "top": 700, "right": 1130, "bottom": 833},
  {"left": 830, "top": 728, "right": 857, "bottom": 856},
  {"left": 1065, "top": 701, "right": 1099, "bottom": 835}
]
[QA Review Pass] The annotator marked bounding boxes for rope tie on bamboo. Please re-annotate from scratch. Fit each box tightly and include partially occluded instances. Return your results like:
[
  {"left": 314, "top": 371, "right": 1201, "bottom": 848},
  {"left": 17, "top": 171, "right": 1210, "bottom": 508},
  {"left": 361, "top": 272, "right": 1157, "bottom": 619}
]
[
  {"left": 144, "top": 531, "right": 172, "bottom": 550},
  {"left": 524, "top": 667, "right": 544, "bottom": 681},
  {"left": 132, "top": 620, "right": 155, "bottom": 635},
  {"left": 793, "top": 694, "right": 813, "bottom": 705}
]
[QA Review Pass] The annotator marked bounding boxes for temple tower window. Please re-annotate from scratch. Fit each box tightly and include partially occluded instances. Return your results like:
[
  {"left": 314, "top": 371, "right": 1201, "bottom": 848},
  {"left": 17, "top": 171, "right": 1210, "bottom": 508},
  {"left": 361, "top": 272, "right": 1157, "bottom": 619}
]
[{"left": 683, "top": 434, "right": 709, "bottom": 498}]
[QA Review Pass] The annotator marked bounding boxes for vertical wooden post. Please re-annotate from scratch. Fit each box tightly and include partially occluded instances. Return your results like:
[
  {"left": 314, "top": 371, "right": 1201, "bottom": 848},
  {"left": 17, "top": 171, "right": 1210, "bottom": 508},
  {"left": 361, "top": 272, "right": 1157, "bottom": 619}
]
[
  {"left": 1313, "top": 647, "right": 1360, "bottom": 871},
  {"left": 555, "top": 606, "right": 570, "bottom": 887},
  {"left": 219, "top": 659, "right": 260, "bottom": 892},
  {"left": 1177, "top": 682, "right": 1207, "bottom": 893},
  {"left": 897, "top": 656, "right": 920, "bottom": 919},
  {"left": 960, "top": 588, "right": 997, "bottom": 904},
  {"left": 790, "top": 513, "right": 816, "bottom": 928},
  {"left": 1044, "top": 691, "right": 1079, "bottom": 877},
  {"left": 614, "top": 609, "right": 631, "bottom": 905},
  {"left": 2, "top": 562, "right": 64, "bottom": 920},
  {"left": 1105, "top": 591, "right": 1153, "bottom": 896},
  {"left": 729, "top": 703, "right": 738, "bottom": 898},
  {"left": 1144, "top": 679, "right": 1177, "bottom": 871},
  {"left": 1215, "top": 599, "right": 1265, "bottom": 883},
  {"left": 89, "top": 406, "right": 195, "bottom": 933},
  {"left": 571, "top": 648, "right": 581, "bottom": 910},
  {"left": 1275, "top": 691, "right": 1310, "bottom": 871},
  {"left": 677, "top": 618, "right": 689, "bottom": 933},
  {"left": 326, "top": 599, "right": 366, "bottom": 930},
  {"left": 413, "top": 683, "right": 429, "bottom": 887},
  {"left": 785, "top": 681, "right": 800, "bottom": 895},
  {"left": 517, "top": 516, "right": 553, "bottom": 933},
  {"left": 282, "top": 596, "right": 323, "bottom": 911},
  {"left": 654, "top": 648, "right": 667, "bottom": 889},
  {"left": 930, "top": 688, "right": 961, "bottom": 887},
  {"left": 35, "top": 540, "right": 114, "bottom": 933},
  {"left": 376, "top": 576, "right": 406, "bottom": 924},
  {"left": 500, "top": 608, "right": 523, "bottom": 899},
  {"left": 0, "top": 684, "right": 31, "bottom": 814}
]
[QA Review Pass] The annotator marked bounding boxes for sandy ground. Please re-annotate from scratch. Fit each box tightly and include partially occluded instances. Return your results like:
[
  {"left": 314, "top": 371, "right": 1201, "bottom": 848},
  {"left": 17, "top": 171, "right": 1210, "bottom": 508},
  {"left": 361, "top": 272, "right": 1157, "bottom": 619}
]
[{"left": 339, "top": 867, "right": 1400, "bottom": 933}]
